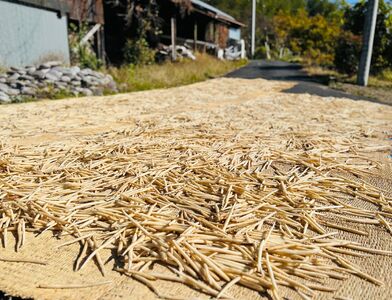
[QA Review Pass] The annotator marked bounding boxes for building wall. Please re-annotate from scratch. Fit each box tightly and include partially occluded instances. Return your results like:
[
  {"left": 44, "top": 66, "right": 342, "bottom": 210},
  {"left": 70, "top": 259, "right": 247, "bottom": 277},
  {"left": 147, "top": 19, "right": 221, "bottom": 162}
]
[
  {"left": 66, "top": 0, "right": 104, "bottom": 24},
  {"left": 217, "top": 24, "right": 229, "bottom": 48},
  {"left": 229, "top": 27, "right": 241, "bottom": 41},
  {"left": 0, "top": 1, "right": 70, "bottom": 67}
]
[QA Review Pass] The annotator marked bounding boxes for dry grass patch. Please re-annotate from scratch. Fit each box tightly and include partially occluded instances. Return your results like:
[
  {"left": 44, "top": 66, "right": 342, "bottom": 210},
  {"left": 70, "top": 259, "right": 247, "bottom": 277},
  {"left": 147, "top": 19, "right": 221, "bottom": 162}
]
[
  {"left": 108, "top": 54, "right": 247, "bottom": 92},
  {"left": 305, "top": 66, "right": 392, "bottom": 105}
]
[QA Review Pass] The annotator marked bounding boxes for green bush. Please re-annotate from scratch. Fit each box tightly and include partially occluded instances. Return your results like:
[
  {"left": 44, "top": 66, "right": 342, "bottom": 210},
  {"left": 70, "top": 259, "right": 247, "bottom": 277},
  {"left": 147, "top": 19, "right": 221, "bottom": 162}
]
[
  {"left": 69, "top": 23, "right": 103, "bottom": 70},
  {"left": 123, "top": 38, "right": 156, "bottom": 66},
  {"left": 76, "top": 45, "right": 103, "bottom": 70},
  {"left": 108, "top": 53, "right": 247, "bottom": 93},
  {"left": 343, "top": 1, "right": 392, "bottom": 73},
  {"left": 334, "top": 31, "right": 362, "bottom": 76},
  {"left": 378, "top": 68, "right": 392, "bottom": 81},
  {"left": 254, "top": 46, "right": 267, "bottom": 59},
  {"left": 273, "top": 10, "right": 341, "bottom": 67}
]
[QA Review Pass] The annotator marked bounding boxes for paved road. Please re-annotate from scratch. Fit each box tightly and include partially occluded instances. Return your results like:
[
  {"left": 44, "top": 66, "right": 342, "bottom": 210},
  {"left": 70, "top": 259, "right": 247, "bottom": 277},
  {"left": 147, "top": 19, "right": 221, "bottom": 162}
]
[{"left": 226, "top": 60, "right": 372, "bottom": 101}]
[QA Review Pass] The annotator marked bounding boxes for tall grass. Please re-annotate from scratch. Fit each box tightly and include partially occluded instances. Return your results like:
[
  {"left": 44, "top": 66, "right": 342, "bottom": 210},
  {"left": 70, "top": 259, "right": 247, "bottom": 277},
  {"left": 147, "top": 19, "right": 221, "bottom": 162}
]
[
  {"left": 377, "top": 68, "right": 392, "bottom": 82},
  {"left": 107, "top": 54, "right": 247, "bottom": 93}
]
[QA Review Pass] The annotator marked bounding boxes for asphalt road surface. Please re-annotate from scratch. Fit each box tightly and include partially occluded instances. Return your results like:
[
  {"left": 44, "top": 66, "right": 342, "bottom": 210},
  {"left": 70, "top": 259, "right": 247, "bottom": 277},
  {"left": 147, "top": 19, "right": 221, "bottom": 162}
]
[{"left": 226, "top": 60, "right": 372, "bottom": 101}]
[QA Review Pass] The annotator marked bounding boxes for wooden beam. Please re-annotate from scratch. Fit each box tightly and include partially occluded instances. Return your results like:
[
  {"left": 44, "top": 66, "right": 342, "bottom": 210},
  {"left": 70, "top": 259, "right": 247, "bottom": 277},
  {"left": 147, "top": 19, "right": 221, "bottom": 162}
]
[
  {"left": 80, "top": 24, "right": 101, "bottom": 46},
  {"left": 97, "top": 26, "right": 106, "bottom": 65}
]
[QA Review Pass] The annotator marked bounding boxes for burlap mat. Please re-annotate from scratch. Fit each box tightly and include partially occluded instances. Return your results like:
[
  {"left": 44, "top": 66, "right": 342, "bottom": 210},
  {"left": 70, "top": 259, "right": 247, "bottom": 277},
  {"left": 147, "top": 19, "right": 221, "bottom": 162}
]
[{"left": 0, "top": 172, "right": 391, "bottom": 300}]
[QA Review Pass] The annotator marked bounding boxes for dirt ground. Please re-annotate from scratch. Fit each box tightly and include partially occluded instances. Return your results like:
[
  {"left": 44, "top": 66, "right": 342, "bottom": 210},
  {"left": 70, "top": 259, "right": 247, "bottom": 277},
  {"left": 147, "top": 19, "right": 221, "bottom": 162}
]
[
  {"left": 331, "top": 82, "right": 392, "bottom": 106},
  {"left": 0, "top": 78, "right": 391, "bottom": 300}
]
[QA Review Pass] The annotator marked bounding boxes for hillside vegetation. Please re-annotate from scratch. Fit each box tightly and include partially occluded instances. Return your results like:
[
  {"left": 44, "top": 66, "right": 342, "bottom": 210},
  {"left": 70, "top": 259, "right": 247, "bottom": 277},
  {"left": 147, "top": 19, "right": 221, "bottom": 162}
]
[{"left": 207, "top": 0, "right": 392, "bottom": 79}]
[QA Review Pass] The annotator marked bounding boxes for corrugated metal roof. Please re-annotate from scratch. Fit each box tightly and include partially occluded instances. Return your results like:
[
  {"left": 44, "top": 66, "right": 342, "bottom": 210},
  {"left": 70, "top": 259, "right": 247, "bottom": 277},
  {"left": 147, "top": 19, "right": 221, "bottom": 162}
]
[{"left": 191, "top": 0, "right": 234, "bottom": 20}]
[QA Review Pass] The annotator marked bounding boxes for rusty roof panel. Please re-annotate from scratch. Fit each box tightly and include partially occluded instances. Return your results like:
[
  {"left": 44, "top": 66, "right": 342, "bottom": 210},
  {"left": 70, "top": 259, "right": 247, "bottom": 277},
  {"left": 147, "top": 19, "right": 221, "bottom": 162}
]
[{"left": 191, "top": 0, "right": 244, "bottom": 27}]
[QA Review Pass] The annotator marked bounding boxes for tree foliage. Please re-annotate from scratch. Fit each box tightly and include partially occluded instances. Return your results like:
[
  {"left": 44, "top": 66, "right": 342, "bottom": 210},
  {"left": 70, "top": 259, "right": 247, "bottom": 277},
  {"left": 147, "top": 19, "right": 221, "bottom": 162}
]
[
  {"left": 108, "top": 0, "right": 162, "bottom": 38},
  {"left": 207, "top": 0, "right": 392, "bottom": 74},
  {"left": 343, "top": 0, "right": 392, "bottom": 71},
  {"left": 109, "top": 0, "right": 194, "bottom": 64},
  {"left": 334, "top": 31, "right": 362, "bottom": 75},
  {"left": 273, "top": 9, "right": 341, "bottom": 65}
]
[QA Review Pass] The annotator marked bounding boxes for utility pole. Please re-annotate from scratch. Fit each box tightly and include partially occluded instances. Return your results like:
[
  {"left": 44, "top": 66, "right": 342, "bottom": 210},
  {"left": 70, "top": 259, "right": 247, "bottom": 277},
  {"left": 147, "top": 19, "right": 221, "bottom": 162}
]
[
  {"left": 357, "top": 0, "right": 379, "bottom": 86},
  {"left": 251, "top": 0, "right": 256, "bottom": 58}
]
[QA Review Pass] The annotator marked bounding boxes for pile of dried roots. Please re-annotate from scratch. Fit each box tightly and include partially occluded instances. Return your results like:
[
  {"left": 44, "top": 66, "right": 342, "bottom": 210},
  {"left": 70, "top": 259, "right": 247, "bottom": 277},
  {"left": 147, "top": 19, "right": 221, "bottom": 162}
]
[{"left": 0, "top": 103, "right": 391, "bottom": 299}]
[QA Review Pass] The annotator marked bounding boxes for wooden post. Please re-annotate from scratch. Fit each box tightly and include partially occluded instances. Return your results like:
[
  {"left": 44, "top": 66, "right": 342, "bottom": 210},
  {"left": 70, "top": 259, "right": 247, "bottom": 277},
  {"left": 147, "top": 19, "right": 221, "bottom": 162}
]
[
  {"left": 194, "top": 21, "right": 198, "bottom": 52},
  {"left": 171, "top": 17, "right": 177, "bottom": 61},
  {"left": 97, "top": 26, "right": 106, "bottom": 65}
]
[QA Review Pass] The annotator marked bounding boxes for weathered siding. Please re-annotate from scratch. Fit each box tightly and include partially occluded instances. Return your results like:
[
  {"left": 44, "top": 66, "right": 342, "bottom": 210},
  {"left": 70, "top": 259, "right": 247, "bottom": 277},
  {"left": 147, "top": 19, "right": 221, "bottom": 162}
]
[
  {"left": 217, "top": 24, "right": 228, "bottom": 48},
  {"left": 66, "top": 0, "right": 105, "bottom": 24},
  {"left": 0, "top": 1, "right": 70, "bottom": 67}
]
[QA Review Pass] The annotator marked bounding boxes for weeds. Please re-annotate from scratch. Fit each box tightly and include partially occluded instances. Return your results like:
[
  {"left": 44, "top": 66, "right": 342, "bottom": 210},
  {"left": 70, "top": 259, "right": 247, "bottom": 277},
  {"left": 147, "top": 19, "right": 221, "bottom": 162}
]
[
  {"left": 378, "top": 69, "right": 392, "bottom": 82},
  {"left": 69, "top": 23, "right": 103, "bottom": 70},
  {"left": 108, "top": 54, "right": 247, "bottom": 93},
  {"left": 304, "top": 65, "right": 392, "bottom": 105},
  {"left": 123, "top": 38, "right": 156, "bottom": 66}
]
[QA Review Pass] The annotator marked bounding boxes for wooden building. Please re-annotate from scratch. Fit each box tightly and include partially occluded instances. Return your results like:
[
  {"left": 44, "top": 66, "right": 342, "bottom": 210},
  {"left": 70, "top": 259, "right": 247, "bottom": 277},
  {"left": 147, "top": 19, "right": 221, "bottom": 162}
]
[
  {"left": 65, "top": 0, "right": 106, "bottom": 61},
  {"left": 158, "top": 0, "right": 244, "bottom": 50},
  {"left": 102, "top": 0, "right": 244, "bottom": 64}
]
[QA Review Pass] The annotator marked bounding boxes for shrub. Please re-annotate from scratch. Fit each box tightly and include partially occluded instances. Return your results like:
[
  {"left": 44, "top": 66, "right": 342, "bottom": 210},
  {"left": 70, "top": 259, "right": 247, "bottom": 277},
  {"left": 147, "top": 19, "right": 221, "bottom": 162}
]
[
  {"left": 343, "top": 1, "right": 392, "bottom": 73},
  {"left": 123, "top": 38, "right": 156, "bottom": 66},
  {"left": 108, "top": 53, "right": 247, "bottom": 93},
  {"left": 378, "top": 68, "right": 392, "bottom": 81},
  {"left": 334, "top": 31, "right": 362, "bottom": 76},
  {"left": 69, "top": 23, "right": 103, "bottom": 70},
  {"left": 254, "top": 46, "right": 267, "bottom": 59},
  {"left": 273, "top": 9, "right": 341, "bottom": 66}
]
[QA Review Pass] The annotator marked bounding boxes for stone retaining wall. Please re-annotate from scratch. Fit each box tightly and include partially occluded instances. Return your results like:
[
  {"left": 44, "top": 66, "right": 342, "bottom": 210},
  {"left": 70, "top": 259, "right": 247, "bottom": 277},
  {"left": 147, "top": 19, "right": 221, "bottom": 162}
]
[{"left": 0, "top": 62, "right": 117, "bottom": 103}]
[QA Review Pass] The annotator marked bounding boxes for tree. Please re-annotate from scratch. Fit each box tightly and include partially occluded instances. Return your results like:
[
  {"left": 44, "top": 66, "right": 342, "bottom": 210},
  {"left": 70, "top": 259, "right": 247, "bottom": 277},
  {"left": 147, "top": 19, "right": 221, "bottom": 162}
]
[
  {"left": 306, "top": 0, "right": 341, "bottom": 18},
  {"left": 273, "top": 9, "right": 341, "bottom": 65},
  {"left": 344, "top": 0, "right": 392, "bottom": 71},
  {"left": 206, "top": 0, "right": 392, "bottom": 73},
  {"left": 206, "top": 0, "right": 343, "bottom": 60},
  {"left": 206, "top": 0, "right": 307, "bottom": 54}
]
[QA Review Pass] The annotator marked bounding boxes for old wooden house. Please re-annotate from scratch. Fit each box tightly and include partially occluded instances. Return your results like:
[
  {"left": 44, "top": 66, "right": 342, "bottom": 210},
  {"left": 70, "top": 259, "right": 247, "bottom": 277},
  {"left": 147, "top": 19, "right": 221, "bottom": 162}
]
[
  {"left": 156, "top": 0, "right": 244, "bottom": 50},
  {"left": 102, "top": 0, "right": 244, "bottom": 63}
]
